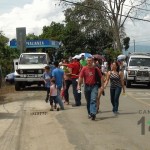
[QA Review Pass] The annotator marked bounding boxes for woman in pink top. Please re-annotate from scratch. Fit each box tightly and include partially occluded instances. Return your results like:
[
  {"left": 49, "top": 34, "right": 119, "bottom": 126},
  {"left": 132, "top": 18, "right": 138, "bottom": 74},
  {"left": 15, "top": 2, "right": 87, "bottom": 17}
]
[{"left": 49, "top": 80, "right": 59, "bottom": 111}]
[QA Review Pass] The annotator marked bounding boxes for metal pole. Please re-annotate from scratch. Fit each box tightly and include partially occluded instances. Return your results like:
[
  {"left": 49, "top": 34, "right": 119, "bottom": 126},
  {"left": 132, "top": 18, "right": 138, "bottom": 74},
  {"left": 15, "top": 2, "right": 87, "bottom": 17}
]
[{"left": 134, "top": 39, "right": 135, "bottom": 52}]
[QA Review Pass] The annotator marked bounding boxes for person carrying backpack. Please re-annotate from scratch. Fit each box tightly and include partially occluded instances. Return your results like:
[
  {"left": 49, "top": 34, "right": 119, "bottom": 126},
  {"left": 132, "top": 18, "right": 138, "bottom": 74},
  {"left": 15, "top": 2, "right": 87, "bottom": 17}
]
[{"left": 77, "top": 57, "right": 104, "bottom": 120}]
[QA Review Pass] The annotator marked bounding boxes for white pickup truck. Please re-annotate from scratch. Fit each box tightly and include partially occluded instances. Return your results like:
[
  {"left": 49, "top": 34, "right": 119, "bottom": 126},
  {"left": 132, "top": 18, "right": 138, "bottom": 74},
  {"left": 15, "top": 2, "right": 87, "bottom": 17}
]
[
  {"left": 14, "top": 52, "right": 50, "bottom": 91},
  {"left": 124, "top": 53, "right": 150, "bottom": 88}
]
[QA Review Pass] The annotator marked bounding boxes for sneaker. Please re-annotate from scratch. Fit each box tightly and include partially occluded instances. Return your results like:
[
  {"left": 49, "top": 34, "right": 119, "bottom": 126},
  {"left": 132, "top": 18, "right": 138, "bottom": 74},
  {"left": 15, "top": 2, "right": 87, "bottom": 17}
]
[
  {"left": 57, "top": 107, "right": 60, "bottom": 111},
  {"left": 91, "top": 114, "right": 96, "bottom": 120},
  {"left": 113, "top": 111, "right": 119, "bottom": 116},
  {"left": 72, "top": 103, "right": 81, "bottom": 107},
  {"left": 65, "top": 101, "right": 69, "bottom": 105},
  {"left": 45, "top": 98, "right": 48, "bottom": 103},
  {"left": 88, "top": 114, "right": 91, "bottom": 119},
  {"left": 115, "top": 112, "right": 119, "bottom": 115}
]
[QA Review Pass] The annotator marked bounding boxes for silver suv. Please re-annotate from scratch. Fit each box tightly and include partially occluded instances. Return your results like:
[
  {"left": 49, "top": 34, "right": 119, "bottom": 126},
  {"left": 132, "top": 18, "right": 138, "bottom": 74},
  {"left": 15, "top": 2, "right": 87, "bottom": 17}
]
[{"left": 125, "top": 53, "right": 150, "bottom": 88}]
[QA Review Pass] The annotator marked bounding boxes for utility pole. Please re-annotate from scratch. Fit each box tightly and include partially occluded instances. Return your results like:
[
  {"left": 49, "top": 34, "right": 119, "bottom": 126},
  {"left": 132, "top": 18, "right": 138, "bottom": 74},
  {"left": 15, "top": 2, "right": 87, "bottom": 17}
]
[
  {"left": 16, "top": 27, "right": 26, "bottom": 54},
  {"left": 134, "top": 39, "right": 135, "bottom": 52}
]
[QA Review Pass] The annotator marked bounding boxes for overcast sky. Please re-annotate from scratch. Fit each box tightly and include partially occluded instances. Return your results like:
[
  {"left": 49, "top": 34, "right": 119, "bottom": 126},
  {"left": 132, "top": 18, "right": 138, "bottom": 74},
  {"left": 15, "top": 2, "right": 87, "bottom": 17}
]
[
  {"left": 0, "top": 0, "right": 150, "bottom": 46},
  {"left": 0, "top": 0, "right": 65, "bottom": 39}
]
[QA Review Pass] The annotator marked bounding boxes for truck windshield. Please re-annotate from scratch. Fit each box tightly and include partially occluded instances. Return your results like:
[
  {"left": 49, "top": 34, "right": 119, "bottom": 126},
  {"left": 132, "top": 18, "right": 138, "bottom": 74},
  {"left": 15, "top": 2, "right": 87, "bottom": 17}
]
[
  {"left": 129, "top": 58, "right": 150, "bottom": 67},
  {"left": 19, "top": 54, "right": 47, "bottom": 64}
]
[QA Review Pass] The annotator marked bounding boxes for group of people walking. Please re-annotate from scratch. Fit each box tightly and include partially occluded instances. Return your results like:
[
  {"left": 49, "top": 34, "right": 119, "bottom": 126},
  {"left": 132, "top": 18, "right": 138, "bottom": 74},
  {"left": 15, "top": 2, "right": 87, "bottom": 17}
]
[{"left": 42, "top": 55, "right": 125, "bottom": 121}]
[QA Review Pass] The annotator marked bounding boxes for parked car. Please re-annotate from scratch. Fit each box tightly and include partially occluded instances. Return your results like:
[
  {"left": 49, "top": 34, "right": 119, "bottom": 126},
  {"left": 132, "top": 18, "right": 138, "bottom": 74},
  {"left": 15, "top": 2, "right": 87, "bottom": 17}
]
[{"left": 5, "top": 72, "right": 15, "bottom": 84}]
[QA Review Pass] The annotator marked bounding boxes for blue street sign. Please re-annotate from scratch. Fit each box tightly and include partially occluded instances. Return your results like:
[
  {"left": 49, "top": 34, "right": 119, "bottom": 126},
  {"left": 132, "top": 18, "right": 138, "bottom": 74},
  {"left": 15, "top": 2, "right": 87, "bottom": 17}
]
[{"left": 10, "top": 39, "right": 60, "bottom": 48}]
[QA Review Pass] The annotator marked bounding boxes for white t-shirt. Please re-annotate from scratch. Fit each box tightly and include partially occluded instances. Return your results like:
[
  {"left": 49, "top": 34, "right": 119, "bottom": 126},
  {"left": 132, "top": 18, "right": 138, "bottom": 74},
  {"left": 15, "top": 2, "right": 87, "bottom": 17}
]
[{"left": 50, "top": 84, "right": 57, "bottom": 96}]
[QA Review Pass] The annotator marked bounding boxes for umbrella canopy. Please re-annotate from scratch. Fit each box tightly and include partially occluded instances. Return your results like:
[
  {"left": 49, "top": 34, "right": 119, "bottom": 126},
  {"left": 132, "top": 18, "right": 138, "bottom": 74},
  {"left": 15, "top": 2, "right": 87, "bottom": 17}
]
[
  {"left": 93, "top": 54, "right": 106, "bottom": 62},
  {"left": 72, "top": 55, "right": 81, "bottom": 59},
  {"left": 117, "top": 54, "right": 126, "bottom": 61},
  {"left": 79, "top": 53, "right": 92, "bottom": 58}
]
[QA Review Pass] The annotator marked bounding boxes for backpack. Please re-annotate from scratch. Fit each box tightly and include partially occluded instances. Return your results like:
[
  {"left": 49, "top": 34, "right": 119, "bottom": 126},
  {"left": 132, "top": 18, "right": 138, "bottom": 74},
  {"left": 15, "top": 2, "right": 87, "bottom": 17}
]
[{"left": 95, "top": 67, "right": 101, "bottom": 88}]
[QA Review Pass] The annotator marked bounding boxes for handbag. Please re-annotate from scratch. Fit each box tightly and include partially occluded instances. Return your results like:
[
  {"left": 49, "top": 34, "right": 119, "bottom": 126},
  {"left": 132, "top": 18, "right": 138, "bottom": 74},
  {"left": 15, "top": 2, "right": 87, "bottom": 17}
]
[{"left": 95, "top": 68, "right": 101, "bottom": 88}]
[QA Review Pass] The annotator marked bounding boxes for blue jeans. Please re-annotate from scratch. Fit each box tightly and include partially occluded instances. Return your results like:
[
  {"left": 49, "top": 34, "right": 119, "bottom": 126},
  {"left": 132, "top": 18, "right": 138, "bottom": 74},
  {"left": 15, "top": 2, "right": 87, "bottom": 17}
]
[
  {"left": 56, "top": 88, "right": 64, "bottom": 110},
  {"left": 84, "top": 84, "right": 98, "bottom": 115},
  {"left": 110, "top": 87, "right": 122, "bottom": 112},
  {"left": 45, "top": 87, "right": 50, "bottom": 100},
  {"left": 72, "top": 78, "right": 81, "bottom": 105},
  {"left": 50, "top": 96, "right": 57, "bottom": 105}
]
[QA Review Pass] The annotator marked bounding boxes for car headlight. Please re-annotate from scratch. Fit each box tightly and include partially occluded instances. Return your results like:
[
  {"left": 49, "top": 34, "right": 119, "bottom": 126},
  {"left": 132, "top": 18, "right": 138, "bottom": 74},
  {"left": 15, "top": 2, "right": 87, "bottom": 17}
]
[
  {"left": 128, "top": 70, "right": 135, "bottom": 75},
  {"left": 38, "top": 69, "right": 42, "bottom": 74}
]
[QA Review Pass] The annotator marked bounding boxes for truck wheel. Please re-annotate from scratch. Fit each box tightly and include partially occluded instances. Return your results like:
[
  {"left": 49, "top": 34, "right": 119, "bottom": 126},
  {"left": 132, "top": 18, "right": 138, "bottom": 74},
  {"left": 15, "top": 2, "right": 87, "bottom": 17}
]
[
  {"left": 15, "top": 82, "right": 20, "bottom": 91},
  {"left": 126, "top": 80, "right": 131, "bottom": 88}
]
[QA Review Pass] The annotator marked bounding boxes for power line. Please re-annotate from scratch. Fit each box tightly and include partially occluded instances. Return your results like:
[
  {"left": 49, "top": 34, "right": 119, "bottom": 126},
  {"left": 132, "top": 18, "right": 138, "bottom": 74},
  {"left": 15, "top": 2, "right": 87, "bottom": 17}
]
[
  {"left": 61, "top": 0, "right": 150, "bottom": 23},
  {"left": 133, "top": 39, "right": 150, "bottom": 43},
  {"left": 103, "top": 0, "right": 150, "bottom": 12}
]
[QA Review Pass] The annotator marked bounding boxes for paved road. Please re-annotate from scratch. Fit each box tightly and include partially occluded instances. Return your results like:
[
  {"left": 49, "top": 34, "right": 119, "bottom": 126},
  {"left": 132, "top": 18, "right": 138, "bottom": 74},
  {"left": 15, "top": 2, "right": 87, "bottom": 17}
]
[{"left": 0, "top": 85, "right": 150, "bottom": 150}]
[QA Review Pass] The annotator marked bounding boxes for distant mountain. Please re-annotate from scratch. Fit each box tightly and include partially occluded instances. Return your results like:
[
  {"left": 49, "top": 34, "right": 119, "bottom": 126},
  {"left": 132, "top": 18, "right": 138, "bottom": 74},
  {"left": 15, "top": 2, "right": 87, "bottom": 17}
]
[{"left": 123, "top": 45, "right": 150, "bottom": 55}]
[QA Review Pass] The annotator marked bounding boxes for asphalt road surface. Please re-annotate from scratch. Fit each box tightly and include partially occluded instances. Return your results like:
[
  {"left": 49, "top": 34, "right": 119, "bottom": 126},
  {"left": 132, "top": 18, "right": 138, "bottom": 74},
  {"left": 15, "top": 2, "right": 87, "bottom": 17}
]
[{"left": 0, "top": 84, "right": 150, "bottom": 150}]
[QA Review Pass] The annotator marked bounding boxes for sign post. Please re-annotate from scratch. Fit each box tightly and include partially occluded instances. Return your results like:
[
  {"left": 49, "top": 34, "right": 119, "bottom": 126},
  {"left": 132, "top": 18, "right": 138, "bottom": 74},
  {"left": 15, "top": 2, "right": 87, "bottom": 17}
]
[{"left": 16, "top": 27, "right": 26, "bottom": 53}]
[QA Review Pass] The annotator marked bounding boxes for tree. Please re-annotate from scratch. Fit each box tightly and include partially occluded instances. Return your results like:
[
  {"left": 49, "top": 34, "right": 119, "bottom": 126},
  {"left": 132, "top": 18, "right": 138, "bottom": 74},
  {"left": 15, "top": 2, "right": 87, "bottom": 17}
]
[
  {"left": 40, "top": 22, "right": 65, "bottom": 41},
  {"left": 26, "top": 33, "right": 39, "bottom": 40},
  {"left": 62, "top": 20, "right": 85, "bottom": 56},
  {"left": 0, "top": 31, "right": 20, "bottom": 75},
  {"left": 123, "top": 37, "right": 130, "bottom": 51},
  {"left": 61, "top": 0, "right": 149, "bottom": 51},
  {"left": 62, "top": 0, "right": 113, "bottom": 54},
  {"left": 103, "top": 0, "right": 149, "bottom": 51}
]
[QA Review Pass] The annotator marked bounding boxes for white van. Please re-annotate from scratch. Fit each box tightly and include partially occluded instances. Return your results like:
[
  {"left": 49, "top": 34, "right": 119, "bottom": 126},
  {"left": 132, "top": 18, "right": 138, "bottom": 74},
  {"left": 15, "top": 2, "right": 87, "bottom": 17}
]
[{"left": 15, "top": 53, "right": 50, "bottom": 90}]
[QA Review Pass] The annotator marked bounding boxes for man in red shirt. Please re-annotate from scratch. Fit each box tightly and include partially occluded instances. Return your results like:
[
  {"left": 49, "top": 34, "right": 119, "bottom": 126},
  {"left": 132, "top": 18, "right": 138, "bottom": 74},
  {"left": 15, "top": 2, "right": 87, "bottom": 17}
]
[
  {"left": 77, "top": 57, "right": 104, "bottom": 120},
  {"left": 63, "top": 57, "right": 81, "bottom": 106}
]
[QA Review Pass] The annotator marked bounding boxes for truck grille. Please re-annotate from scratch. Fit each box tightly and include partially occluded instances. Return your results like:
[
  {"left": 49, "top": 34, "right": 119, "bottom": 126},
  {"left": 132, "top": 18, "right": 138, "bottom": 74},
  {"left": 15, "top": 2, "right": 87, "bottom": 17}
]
[
  {"left": 22, "top": 69, "right": 43, "bottom": 74},
  {"left": 136, "top": 71, "right": 149, "bottom": 77}
]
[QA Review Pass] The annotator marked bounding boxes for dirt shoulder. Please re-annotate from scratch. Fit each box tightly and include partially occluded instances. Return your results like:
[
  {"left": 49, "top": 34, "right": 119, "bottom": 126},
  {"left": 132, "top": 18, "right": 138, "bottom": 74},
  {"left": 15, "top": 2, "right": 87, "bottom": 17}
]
[{"left": 0, "top": 84, "right": 16, "bottom": 104}]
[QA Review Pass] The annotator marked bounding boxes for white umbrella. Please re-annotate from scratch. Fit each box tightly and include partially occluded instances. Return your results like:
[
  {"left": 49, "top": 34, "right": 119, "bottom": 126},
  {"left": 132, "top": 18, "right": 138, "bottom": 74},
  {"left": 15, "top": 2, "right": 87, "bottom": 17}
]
[
  {"left": 79, "top": 53, "right": 92, "bottom": 58},
  {"left": 117, "top": 54, "right": 126, "bottom": 61},
  {"left": 72, "top": 55, "right": 81, "bottom": 59}
]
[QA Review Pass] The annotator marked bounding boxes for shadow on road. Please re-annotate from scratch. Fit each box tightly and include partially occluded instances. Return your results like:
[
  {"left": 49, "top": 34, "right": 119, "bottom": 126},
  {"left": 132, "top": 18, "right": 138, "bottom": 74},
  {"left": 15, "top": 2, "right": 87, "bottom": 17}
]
[
  {"left": 21, "top": 86, "right": 45, "bottom": 91},
  {"left": 96, "top": 115, "right": 117, "bottom": 121},
  {"left": 117, "top": 112, "right": 138, "bottom": 115},
  {"left": 0, "top": 112, "right": 18, "bottom": 119}
]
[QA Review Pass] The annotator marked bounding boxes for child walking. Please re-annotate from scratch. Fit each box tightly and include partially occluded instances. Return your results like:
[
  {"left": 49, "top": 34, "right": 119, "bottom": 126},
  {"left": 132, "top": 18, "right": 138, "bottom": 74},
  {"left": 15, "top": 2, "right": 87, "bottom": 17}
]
[
  {"left": 49, "top": 80, "right": 59, "bottom": 111},
  {"left": 43, "top": 66, "right": 51, "bottom": 103}
]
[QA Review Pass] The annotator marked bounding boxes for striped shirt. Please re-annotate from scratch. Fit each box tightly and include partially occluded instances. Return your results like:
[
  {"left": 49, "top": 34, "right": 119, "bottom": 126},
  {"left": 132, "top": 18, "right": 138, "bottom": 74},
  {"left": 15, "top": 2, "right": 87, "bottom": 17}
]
[{"left": 110, "top": 72, "right": 122, "bottom": 88}]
